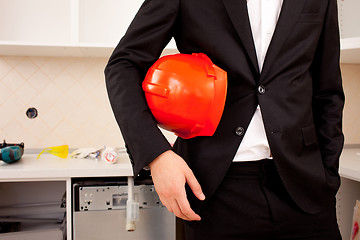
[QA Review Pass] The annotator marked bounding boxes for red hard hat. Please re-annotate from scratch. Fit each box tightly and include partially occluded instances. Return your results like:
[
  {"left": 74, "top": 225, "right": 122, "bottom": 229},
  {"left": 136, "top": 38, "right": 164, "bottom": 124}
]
[{"left": 142, "top": 53, "right": 227, "bottom": 139}]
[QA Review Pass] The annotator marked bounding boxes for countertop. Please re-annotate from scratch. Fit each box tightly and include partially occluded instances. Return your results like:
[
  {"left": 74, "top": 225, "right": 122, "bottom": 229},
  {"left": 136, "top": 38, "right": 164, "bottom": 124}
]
[
  {"left": 339, "top": 147, "right": 360, "bottom": 182},
  {"left": 0, "top": 147, "right": 359, "bottom": 182},
  {"left": 0, "top": 151, "right": 133, "bottom": 181}
]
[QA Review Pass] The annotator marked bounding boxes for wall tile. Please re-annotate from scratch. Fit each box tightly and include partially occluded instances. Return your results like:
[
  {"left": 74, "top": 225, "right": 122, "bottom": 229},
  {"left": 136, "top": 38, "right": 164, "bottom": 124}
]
[
  {"left": 0, "top": 56, "right": 124, "bottom": 149},
  {"left": 2, "top": 92, "right": 25, "bottom": 122},
  {"left": 28, "top": 70, "right": 50, "bottom": 92},
  {"left": 0, "top": 81, "right": 11, "bottom": 105},
  {"left": 15, "top": 58, "right": 38, "bottom": 79},
  {"left": 40, "top": 58, "right": 70, "bottom": 79},
  {"left": 0, "top": 56, "right": 357, "bottom": 150},
  {"left": 29, "top": 56, "right": 49, "bottom": 68},
  {"left": 0, "top": 57, "right": 12, "bottom": 79},
  {"left": 53, "top": 70, "right": 76, "bottom": 93},
  {"left": 16, "top": 80, "right": 38, "bottom": 104},
  {"left": 2, "top": 56, "right": 23, "bottom": 68},
  {"left": 2, "top": 70, "right": 23, "bottom": 92}
]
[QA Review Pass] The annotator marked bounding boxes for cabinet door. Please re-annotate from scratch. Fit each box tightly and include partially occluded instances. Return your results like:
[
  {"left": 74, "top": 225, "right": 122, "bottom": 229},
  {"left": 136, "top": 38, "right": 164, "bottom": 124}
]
[
  {"left": 0, "top": 181, "right": 66, "bottom": 238},
  {"left": 0, "top": 0, "right": 71, "bottom": 43},
  {"left": 338, "top": 0, "right": 360, "bottom": 39},
  {"left": 79, "top": 0, "right": 144, "bottom": 45}
]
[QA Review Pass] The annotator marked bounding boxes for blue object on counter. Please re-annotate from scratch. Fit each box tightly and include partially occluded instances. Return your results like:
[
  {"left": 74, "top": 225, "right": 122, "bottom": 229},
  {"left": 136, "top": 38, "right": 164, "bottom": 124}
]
[{"left": 0, "top": 140, "right": 24, "bottom": 164}]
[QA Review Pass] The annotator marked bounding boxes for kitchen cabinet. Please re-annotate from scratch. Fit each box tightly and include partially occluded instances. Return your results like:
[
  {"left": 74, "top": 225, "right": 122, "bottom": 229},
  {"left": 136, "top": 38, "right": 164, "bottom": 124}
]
[
  {"left": 0, "top": 0, "right": 357, "bottom": 59},
  {"left": 0, "top": 151, "right": 176, "bottom": 240},
  {"left": 338, "top": 0, "right": 360, "bottom": 63},
  {"left": 0, "top": 181, "right": 66, "bottom": 240},
  {"left": 0, "top": 152, "right": 129, "bottom": 240},
  {"left": 1, "top": 148, "right": 359, "bottom": 239},
  {"left": 0, "top": 0, "right": 71, "bottom": 43},
  {"left": 0, "top": 0, "right": 177, "bottom": 57},
  {"left": 78, "top": 0, "right": 144, "bottom": 45},
  {"left": 337, "top": 147, "right": 360, "bottom": 240}
]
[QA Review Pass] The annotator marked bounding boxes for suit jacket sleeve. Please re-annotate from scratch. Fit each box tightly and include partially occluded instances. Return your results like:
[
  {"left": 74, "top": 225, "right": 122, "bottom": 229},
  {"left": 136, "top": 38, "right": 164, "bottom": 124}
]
[
  {"left": 311, "top": 0, "right": 344, "bottom": 189},
  {"left": 104, "top": 0, "right": 180, "bottom": 176}
]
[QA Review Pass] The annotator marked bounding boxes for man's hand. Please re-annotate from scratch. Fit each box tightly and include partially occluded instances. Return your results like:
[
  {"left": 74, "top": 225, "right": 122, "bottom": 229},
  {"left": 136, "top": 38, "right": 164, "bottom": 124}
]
[{"left": 149, "top": 150, "right": 205, "bottom": 221}]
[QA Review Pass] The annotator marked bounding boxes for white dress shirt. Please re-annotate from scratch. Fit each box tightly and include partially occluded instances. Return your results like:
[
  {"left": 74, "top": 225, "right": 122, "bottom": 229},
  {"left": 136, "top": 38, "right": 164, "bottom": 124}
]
[{"left": 233, "top": 0, "right": 283, "bottom": 162}]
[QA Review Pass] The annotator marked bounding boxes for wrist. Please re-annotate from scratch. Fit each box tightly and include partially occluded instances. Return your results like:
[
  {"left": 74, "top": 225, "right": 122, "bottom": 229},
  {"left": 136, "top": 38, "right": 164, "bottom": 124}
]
[{"left": 149, "top": 150, "right": 172, "bottom": 168}]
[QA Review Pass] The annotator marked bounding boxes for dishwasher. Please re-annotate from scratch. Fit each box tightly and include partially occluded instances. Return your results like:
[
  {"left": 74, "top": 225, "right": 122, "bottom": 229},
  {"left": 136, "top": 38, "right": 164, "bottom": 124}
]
[{"left": 72, "top": 176, "right": 176, "bottom": 240}]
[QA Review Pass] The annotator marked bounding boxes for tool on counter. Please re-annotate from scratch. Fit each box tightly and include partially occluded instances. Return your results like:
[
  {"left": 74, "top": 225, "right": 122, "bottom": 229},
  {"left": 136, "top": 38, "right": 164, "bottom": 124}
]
[
  {"left": 37, "top": 145, "right": 69, "bottom": 159},
  {"left": 70, "top": 146, "right": 126, "bottom": 164},
  {"left": 70, "top": 147, "right": 103, "bottom": 159},
  {"left": 0, "top": 140, "right": 24, "bottom": 164},
  {"left": 101, "top": 146, "right": 119, "bottom": 164}
]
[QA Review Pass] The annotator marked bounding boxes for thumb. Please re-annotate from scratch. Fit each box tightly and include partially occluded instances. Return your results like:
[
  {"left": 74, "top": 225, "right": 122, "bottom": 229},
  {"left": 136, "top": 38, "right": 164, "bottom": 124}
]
[{"left": 185, "top": 170, "right": 205, "bottom": 201}]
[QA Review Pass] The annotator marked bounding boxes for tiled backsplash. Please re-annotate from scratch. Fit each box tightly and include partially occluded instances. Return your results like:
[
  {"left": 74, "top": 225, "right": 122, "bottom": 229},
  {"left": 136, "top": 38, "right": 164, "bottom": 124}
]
[
  {"left": 0, "top": 56, "right": 177, "bottom": 149},
  {"left": 0, "top": 56, "right": 359, "bottom": 149}
]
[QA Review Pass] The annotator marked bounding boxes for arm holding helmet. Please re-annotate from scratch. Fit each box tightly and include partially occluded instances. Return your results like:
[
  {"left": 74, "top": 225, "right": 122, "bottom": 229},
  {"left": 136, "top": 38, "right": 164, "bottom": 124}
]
[
  {"left": 104, "top": 0, "right": 205, "bottom": 221},
  {"left": 105, "top": 0, "right": 176, "bottom": 174}
]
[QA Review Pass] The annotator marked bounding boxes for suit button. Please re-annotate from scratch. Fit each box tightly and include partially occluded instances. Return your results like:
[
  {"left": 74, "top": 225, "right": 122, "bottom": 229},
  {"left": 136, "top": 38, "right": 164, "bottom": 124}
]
[
  {"left": 235, "top": 127, "right": 245, "bottom": 136},
  {"left": 258, "top": 85, "right": 266, "bottom": 94}
]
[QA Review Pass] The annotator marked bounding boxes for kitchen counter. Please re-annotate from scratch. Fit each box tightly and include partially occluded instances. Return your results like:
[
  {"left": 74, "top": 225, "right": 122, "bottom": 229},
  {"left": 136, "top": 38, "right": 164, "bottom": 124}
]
[
  {"left": 0, "top": 147, "right": 359, "bottom": 240},
  {"left": 0, "top": 147, "right": 360, "bottom": 182},
  {"left": 337, "top": 146, "right": 360, "bottom": 240},
  {"left": 1, "top": 148, "right": 359, "bottom": 182},
  {"left": 339, "top": 147, "right": 360, "bottom": 182},
  {"left": 0, "top": 151, "right": 133, "bottom": 182},
  {"left": 0, "top": 150, "right": 134, "bottom": 240}
]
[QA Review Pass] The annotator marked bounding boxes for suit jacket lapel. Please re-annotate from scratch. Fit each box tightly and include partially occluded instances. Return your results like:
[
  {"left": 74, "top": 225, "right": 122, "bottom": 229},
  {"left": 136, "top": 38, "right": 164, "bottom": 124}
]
[
  {"left": 222, "top": 0, "right": 307, "bottom": 80},
  {"left": 260, "top": 0, "right": 306, "bottom": 79},
  {"left": 221, "top": 0, "right": 259, "bottom": 74}
]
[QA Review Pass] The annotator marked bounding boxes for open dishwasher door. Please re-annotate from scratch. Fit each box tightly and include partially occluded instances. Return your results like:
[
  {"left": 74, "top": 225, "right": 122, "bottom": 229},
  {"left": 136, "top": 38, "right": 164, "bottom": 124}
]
[{"left": 72, "top": 177, "right": 176, "bottom": 240}]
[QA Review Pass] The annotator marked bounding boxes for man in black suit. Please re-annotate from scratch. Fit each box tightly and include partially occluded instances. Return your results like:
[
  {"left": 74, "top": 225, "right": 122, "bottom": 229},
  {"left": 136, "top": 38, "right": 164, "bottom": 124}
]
[{"left": 105, "top": 0, "right": 344, "bottom": 239}]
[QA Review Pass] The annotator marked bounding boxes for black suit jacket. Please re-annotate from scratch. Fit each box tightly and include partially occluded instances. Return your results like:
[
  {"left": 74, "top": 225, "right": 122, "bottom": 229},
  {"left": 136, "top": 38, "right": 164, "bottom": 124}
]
[{"left": 105, "top": 0, "right": 344, "bottom": 214}]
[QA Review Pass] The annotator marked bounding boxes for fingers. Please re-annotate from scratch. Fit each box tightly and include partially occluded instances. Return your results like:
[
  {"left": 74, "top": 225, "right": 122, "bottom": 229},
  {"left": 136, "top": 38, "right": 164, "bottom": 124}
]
[
  {"left": 185, "top": 170, "right": 206, "bottom": 201},
  {"left": 161, "top": 190, "right": 201, "bottom": 221},
  {"left": 168, "top": 199, "right": 192, "bottom": 221},
  {"left": 158, "top": 186, "right": 201, "bottom": 221},
  {"left": 176, "top": 190, "right": 201, "bottom": 221}
]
